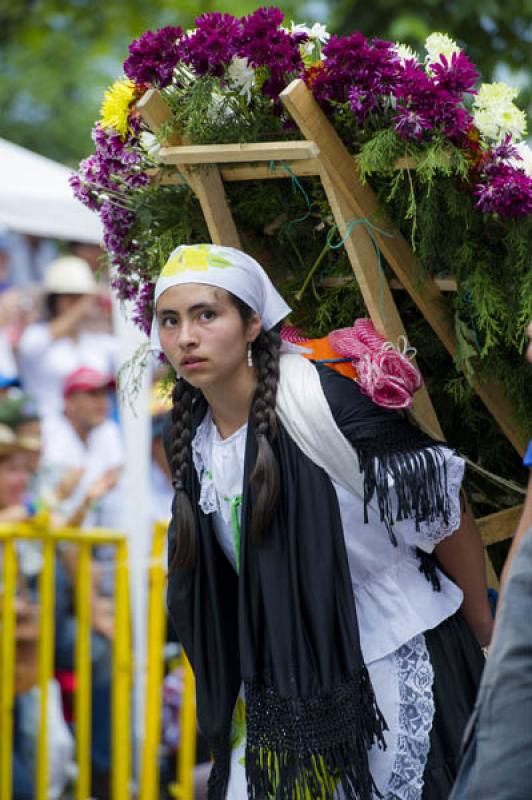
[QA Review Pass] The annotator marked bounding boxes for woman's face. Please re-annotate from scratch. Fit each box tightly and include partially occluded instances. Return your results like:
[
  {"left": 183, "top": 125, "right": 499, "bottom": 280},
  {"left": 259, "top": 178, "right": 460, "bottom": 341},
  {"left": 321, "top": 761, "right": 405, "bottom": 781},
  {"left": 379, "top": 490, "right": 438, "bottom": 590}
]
[
  {"left": 0, "top": 453, "right": 30, "bottom": 509},
  {"left": 156, "top": 284, "right": 261, "bottom": 390}
]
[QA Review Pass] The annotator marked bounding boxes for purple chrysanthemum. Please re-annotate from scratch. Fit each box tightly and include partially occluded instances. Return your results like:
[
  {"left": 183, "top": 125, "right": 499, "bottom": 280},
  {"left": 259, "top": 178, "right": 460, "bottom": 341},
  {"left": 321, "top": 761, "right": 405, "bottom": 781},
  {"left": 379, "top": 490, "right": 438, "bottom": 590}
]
[
  {"left": 124, "top": 26, "right": 183, "bottom": 87},
  {"left": 429, "top": 52, "right": 479, "bottom": 97},
  {"left": 392, "top": 60, "right": 473, "bottom": 143},
  {"left": 310, "top": 33, "right": 401, "bottom": 119},
  {"left": 489, "top": 134, "right": 521, "bottom": 164},
  {"left": 236, "top": 7, "right": 304, "bottom": 98},
  {"left": 177, "top": 13, "right": 241, "bottom": 76},
  {"left": 473, "top": 166, "right": 532, "bottom": 217},
  {"left": 394, "top": 106, "right": 432, "bottom": 140}
]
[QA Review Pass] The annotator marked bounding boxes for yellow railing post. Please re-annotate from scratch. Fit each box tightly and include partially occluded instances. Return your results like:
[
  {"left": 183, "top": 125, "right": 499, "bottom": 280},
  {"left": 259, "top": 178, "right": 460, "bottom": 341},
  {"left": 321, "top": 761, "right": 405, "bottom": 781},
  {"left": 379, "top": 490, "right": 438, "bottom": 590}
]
[
  {"left": 176, "top": 654, "right": 197, "bottom": 800},
  {"left": 139, "top": 522, "right": 167, "bottom": 800},
  {"left": 0, "top": 538, "right": 17, "bottom": 800},
  {"left": 36, "top": 532, "right": 56, "bottom": 800},
  {"left": 112, "top": 538, "right": 132, "bottom": 800},
  {"left": 75, "top": 542, "right": 93, "bottom": 800}
]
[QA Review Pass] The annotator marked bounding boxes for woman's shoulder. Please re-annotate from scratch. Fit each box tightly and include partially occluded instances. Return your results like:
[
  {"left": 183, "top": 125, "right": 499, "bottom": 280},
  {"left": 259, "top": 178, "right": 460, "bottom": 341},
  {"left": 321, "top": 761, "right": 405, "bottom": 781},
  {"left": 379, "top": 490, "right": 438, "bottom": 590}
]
[{"left": 314, "top": 362, "right": 401, "bottom": 433}]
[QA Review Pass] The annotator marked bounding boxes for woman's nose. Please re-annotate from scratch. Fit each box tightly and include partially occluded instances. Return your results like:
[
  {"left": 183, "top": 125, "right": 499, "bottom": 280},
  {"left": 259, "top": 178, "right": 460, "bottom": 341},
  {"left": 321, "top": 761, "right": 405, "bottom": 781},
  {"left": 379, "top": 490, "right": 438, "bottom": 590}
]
[{"left": 177, "top": 321, "right": 197, "bottom": 349}]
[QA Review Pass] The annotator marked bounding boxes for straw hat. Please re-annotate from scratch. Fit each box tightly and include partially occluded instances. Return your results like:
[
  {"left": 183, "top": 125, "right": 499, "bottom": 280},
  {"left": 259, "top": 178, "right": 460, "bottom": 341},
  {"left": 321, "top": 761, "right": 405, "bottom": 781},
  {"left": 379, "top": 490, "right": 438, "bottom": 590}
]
[
  {"left": 0, "top": 423, "right": 20, "bottom": 456},
  {"left": 43, "top": 256, "right": 97, "bottom": 295}
]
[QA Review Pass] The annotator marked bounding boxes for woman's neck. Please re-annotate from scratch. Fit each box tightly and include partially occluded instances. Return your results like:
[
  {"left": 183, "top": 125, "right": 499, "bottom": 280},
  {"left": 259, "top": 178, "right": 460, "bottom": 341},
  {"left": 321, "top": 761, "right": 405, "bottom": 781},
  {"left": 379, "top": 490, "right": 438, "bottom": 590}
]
[{"left": 202, "top": 367, "right": 256, "bottom": 440}]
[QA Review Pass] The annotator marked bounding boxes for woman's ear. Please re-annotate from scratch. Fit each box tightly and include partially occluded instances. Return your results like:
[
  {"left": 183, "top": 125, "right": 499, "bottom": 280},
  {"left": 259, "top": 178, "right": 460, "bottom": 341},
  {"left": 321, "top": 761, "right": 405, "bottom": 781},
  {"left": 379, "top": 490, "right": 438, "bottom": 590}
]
[{"left": 247, "top": 312, "right": 262, "bottom": 344}]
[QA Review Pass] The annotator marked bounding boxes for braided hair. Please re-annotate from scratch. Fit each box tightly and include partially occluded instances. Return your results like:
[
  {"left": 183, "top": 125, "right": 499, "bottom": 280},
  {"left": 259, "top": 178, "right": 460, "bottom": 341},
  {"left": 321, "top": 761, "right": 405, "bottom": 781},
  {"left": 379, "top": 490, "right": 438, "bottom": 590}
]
[
  {"left": 168, "top": 377, "right": 199, "bottom": 571},
  {"left": 168, "top": 292, "right": 282, "bottom": 573}
]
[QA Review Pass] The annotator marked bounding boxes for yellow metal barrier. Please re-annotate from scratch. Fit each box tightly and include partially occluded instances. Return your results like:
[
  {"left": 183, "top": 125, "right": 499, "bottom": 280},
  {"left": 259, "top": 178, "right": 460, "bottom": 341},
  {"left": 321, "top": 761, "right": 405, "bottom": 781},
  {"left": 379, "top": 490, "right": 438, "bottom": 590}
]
[
  {"left": 140, "top": 522, "right": 198, "bottom": 800},
  {"left": 0, "top": 521, "right": 133, "bottom": 800},
  {"left": 0, "top": 518, "right": 197, "bottom": 800}
]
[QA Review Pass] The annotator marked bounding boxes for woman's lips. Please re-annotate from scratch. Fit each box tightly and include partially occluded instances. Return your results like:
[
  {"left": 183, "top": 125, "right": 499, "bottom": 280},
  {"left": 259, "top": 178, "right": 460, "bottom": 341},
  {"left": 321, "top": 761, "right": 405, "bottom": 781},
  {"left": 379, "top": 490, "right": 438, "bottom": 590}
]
[{"left": 181, "top": 357, "right": 207, "bottom": 369}]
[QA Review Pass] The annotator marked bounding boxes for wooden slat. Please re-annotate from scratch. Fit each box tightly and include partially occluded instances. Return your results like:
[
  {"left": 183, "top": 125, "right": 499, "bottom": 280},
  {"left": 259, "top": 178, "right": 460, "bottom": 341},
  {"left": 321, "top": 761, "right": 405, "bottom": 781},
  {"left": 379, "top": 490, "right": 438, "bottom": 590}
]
[
  {"left": 150, "top": 157, "right": 416, "bottom": 185},
  {"left": 136, "top": 89, "right": 181, "bottom": 145},
  {"left": 477, "top": 504, "right": 523, "bottom": 547},
  {"left": 320, "top": 165, "right": 444, "bottom": 438},
  {"left": 189, "top": 166, "right": 241, "bottom": 248},
  {"left": 158, "top": 140, "right": 319, "bottom": 165},
  {"left": 221, "top": 158, "right": 321, "bottom": 181},
  {"left": 280, "top": 79, "right": 527, "bottom": 455}
]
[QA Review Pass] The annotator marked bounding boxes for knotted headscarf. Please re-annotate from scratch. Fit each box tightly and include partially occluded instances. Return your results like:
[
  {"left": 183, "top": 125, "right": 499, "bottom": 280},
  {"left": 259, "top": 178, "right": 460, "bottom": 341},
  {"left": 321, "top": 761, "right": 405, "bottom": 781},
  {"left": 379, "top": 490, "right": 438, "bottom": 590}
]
[{"left": 151, "top": 244, "right": 292, "bottom": 351}]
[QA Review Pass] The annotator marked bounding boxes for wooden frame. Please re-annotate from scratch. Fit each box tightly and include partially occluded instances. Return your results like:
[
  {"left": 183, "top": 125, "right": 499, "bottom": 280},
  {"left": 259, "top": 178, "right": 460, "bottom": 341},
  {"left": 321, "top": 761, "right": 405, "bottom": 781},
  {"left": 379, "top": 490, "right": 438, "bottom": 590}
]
[{"left": 137, "top": 81, "right": 526, "bottom": 587}]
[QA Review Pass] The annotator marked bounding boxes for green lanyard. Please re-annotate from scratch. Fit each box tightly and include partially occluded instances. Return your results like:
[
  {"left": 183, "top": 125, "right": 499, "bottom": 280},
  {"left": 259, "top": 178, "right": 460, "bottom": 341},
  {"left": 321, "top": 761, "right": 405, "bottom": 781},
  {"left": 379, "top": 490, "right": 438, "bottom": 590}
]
[{"left": 223, "top": 494, "right": 242, "bottom": 572}]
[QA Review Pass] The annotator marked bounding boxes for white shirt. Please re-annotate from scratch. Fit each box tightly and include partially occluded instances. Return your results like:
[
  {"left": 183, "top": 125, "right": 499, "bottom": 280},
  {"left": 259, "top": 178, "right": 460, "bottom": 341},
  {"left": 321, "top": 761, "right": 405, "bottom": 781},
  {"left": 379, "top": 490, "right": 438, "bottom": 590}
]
[
  {"left": 40, "top": 414, "right": 125, "bottom": 530},
  {"left": 17, "top": 322, "right": 119, "bottom": 417},
  {"left": 191, "top": 411, "right": 465, "bottom": 799}
]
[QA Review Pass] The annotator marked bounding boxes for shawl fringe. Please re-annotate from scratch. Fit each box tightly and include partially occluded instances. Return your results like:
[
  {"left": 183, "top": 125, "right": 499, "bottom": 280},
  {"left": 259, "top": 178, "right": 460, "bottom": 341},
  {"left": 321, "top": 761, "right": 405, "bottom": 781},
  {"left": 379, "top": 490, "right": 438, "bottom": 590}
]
[
  {"left": 243, "top": 667, "right": 387, "bottom": 800},
  {"left": 356, "top": 432, "right": 449, "bottom": 592}
]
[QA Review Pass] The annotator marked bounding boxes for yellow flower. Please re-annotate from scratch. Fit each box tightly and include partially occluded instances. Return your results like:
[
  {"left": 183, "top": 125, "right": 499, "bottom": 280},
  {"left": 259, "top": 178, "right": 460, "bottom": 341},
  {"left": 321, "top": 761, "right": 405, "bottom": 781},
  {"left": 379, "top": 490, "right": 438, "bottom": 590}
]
[
  {"left": 99, "top": 78, "right": 137, "bottom": 138},
  {"left": 161, "top": 245, "right": 233, "bottom": 276}
]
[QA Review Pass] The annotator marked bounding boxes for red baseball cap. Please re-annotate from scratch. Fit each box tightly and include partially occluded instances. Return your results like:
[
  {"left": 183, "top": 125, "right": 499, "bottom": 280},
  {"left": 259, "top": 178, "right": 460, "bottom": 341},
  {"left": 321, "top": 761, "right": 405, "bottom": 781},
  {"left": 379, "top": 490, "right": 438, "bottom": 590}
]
[{"left": 63, "top": 367, "right": 116, "bottom": 397}]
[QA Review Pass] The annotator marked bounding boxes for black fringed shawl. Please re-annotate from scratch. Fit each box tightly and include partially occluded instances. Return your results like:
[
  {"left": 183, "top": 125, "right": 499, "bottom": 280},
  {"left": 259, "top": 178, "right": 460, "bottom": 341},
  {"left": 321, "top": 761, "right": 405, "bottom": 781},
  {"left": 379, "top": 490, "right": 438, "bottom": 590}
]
[{"left": 165, "top": 365, "right": 451, "bottom": 800}]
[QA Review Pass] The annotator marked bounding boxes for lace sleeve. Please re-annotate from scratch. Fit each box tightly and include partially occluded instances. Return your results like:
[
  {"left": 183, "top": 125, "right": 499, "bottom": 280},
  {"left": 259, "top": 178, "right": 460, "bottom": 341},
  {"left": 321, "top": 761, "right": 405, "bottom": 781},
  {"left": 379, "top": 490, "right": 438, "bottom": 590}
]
[{"left": 392, "top": 449, "right": 465, "bottom": 553}]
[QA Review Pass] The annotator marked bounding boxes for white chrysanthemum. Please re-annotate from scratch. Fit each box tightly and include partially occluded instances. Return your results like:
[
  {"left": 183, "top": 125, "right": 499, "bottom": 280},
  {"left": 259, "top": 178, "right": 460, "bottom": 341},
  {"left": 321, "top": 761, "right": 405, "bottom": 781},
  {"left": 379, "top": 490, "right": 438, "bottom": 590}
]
[
  {"left": 509, "top": 142, "right": 532, "bottom": 176},
  {"left": 476, "top": 82, "right": 519, "bottom": 108},
  {"left": 393, "top": 42, "right": 419, "bottom": 66},
  {"left": 473, "top": 82, "right": 528, "bottom": 142},
  {"left": 139, "top": 132, "right": 160, "bottom": 159},
  {"left": 290, "top": 21, "right": 330, "bottom": 42},
  {"left": 227, "top": 56, "right": 256, "bottom": 102},
  {"left": 291, "top": 21, "right": 330, "bottom": 57},
  {"left": 424, "top": 32, "right": 461, "bottom": 65}
]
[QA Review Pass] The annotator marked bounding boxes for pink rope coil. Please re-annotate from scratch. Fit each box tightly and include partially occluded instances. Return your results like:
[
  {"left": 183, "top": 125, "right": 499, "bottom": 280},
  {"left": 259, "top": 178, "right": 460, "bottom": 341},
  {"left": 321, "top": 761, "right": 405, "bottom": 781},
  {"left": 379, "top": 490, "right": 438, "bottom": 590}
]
[{"left": 328, "top": 319, "right": 422, "bottom": 410}]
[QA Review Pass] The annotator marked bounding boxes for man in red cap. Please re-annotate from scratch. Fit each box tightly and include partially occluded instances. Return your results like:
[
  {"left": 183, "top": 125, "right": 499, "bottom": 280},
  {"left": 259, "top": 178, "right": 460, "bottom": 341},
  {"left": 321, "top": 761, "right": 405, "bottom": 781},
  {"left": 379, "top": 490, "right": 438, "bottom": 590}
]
[{"left": 40, "top": 366, "right": 124, "bottom": 535}]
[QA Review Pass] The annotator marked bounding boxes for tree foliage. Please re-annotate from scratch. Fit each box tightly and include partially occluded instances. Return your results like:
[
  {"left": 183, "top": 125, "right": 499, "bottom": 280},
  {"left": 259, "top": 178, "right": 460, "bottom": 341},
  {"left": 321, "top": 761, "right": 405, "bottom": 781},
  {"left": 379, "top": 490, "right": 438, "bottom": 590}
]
[{"left": 0, "top": 0, "right": 303, "bottom": 164}]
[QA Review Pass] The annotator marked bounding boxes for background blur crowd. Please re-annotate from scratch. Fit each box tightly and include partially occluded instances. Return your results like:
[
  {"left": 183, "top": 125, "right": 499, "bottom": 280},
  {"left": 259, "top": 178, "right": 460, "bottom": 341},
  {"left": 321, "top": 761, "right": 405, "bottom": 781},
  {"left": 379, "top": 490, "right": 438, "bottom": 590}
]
[{"left": 0, "top": 230, "right": 176, "bottom": 800}]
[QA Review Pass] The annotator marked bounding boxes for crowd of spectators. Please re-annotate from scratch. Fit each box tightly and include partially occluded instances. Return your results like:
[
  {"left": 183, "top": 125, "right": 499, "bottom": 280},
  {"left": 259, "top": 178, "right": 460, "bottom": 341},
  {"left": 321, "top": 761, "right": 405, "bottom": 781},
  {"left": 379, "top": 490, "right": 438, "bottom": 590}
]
[{"left": 0, "top": 230, "right": 177, "bottom": 800}]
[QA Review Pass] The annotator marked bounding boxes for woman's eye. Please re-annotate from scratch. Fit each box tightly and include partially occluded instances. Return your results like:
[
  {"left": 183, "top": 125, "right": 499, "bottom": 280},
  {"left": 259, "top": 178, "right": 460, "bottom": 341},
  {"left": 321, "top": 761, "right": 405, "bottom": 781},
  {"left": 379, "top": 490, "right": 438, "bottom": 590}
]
[
  {"left": 161, "top": 316, "right": 178, "bottom": 328},
  {"left": 199, "top": 310, "right": 216, "bottom": 322}
]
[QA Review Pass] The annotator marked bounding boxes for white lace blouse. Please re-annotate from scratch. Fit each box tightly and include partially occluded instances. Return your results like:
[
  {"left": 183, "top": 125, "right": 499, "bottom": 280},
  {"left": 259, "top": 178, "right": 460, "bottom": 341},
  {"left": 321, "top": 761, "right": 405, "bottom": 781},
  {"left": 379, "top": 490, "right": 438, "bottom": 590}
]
[
  {"left": 191, "top": 410, "right": 464, "bottom": 662},
  {"left": 191, "top": 410, "right": 465, "bottom": 798}
]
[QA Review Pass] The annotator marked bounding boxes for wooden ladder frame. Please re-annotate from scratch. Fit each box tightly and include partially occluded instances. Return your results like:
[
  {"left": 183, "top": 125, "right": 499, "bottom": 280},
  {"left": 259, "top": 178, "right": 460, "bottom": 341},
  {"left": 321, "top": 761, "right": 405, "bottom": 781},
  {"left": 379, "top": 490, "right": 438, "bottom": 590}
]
[{"left": 137, "top": 79, "right": 526, "bottom": 588}]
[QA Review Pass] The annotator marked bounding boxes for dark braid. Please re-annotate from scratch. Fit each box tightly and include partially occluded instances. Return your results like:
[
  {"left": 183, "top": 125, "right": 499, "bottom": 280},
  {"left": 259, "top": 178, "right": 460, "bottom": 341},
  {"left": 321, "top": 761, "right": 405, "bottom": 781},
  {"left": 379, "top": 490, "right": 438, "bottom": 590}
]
[
  {"left": 168, "top": 377, "right": 198, "bottom": 572},
  {"left": 249, "top": 327, "right": 282, "bottom": 543}
]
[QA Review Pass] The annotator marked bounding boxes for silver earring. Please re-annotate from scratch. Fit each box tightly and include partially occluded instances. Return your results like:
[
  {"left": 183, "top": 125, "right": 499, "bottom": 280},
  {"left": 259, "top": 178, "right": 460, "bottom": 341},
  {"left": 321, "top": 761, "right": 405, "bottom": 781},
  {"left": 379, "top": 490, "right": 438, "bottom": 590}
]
[{"left": 247, "top": 343, "right": 253, "bottom": 368}]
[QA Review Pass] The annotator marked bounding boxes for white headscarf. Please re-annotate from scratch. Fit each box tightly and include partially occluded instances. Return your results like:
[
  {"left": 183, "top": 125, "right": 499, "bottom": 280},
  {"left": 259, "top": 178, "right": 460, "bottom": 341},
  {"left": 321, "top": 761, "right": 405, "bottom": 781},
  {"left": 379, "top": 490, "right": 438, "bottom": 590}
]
[{"left": 150, "top": 244, "right": 292, "bottom": 351}]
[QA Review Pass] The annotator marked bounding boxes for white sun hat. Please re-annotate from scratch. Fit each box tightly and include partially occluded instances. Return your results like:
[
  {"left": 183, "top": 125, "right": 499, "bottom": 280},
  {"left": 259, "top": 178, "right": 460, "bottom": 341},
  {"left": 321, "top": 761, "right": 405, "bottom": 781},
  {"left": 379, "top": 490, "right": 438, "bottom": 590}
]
[{"left": 43, "top": 256, "right": 98, "bottom": 294}]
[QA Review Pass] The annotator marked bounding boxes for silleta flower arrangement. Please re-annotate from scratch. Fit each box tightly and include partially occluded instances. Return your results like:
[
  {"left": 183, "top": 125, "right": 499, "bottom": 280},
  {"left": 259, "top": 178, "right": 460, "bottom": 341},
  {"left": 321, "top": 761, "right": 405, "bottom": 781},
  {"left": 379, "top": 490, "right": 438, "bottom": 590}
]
[{"left": 72, "top": 7, "right": 532, "bottom": 443}]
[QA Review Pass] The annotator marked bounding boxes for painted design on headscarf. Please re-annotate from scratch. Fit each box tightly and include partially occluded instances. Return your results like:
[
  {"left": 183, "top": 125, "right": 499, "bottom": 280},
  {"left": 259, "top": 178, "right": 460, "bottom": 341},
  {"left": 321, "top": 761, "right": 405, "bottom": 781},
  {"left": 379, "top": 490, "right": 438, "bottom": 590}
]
[{"left": 161, "top": 244, "right": 233, "bottom": 277}]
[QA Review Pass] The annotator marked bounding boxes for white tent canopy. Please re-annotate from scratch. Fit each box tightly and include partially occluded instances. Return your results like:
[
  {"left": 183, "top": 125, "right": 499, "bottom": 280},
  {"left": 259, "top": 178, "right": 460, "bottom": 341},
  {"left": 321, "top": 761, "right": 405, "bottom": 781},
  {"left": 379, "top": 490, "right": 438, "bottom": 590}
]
[{"left": 0, "top": 137, "right": 102, "bottom": 243}]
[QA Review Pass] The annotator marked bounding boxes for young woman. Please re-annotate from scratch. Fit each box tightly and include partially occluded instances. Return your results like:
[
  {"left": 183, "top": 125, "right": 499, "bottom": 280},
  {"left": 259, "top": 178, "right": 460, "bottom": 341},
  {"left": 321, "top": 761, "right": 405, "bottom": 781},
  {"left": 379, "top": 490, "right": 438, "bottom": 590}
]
[{"left": 154, "top": 244, "right": 492, "bottom": 800}]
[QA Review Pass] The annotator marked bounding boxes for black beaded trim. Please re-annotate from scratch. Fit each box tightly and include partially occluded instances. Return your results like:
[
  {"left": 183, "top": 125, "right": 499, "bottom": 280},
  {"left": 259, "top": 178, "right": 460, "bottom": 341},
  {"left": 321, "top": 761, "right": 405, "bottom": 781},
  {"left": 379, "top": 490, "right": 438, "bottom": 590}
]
[{"left": 243, "top": 666, "right": 387, "bottom": 800}]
